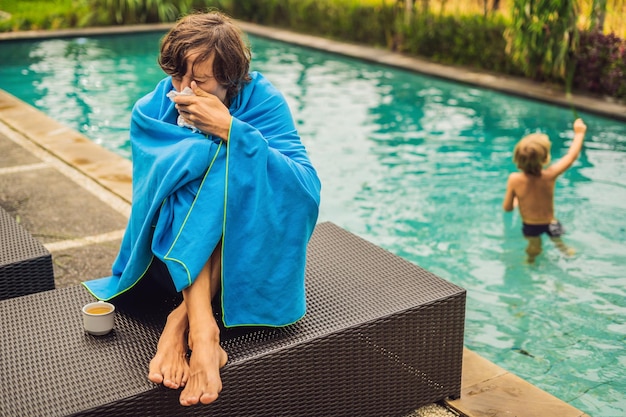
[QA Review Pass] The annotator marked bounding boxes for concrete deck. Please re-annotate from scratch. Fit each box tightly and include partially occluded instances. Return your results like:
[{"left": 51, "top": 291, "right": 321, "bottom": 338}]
[{"left": 1, "top": 21, "right": 618, "bottom": 416}]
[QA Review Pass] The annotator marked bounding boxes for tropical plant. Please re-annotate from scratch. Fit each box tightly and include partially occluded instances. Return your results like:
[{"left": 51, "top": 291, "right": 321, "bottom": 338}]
[
  {"left": 83, "top": 0, "right": 212, "bottom": 25},
  {"left": 590, "top": 0, "right": 608, "bottom": 32},
  {"left": 505, "top": 0, "right": 580, "bottom": 84},
  {"left": 574, "top": 30, "right": 626, "bottom": 98}
]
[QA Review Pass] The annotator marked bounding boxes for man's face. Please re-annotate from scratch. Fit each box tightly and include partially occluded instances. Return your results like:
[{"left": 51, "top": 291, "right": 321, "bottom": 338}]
[{"left": 171, "top": 50, "right": 228, "bottom": 104}]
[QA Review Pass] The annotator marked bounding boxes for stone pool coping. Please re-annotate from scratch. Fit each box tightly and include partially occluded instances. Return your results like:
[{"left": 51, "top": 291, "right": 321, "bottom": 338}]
[{"left": 1, "top": 21, "right": 613, "bottom": 417}]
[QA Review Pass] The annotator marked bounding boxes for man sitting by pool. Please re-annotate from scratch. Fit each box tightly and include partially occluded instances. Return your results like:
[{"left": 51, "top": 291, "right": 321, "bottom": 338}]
[{"left": 83, "top": 11, "right": 321, "bottom": 406}]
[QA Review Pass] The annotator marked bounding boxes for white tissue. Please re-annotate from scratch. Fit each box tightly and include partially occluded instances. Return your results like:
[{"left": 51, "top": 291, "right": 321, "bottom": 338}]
[
  {"left": 166, "top": 87, "right": 200, "bottom": 132},
  {"left": 166, "top": 86, "right": 195, "bottom": 98}
]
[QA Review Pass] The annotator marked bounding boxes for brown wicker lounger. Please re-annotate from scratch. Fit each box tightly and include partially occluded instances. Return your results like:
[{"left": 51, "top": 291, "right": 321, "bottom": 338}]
[
  {"left": 0, "top": 206, "right": 54, "bottom": 300},
  {"left": 0, "top": 222, "right": 465, "bottom": 417}
]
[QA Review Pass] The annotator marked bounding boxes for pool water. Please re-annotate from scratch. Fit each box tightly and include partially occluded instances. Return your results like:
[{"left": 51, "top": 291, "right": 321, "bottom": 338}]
[{"left": 1, "top": 32, "right": 625, "bottom": 416}]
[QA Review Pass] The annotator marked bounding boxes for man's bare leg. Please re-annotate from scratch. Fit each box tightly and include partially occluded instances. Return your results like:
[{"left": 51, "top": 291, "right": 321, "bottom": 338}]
[
  {"left": 179, "top": 245, "right": 228, "bottom": 406},
  {"left": 148, "top": 302, "right": 190, "bottom": 389}
]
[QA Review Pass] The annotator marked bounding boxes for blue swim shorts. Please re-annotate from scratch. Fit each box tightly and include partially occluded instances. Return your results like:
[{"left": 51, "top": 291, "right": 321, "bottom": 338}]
[{"left": 522, "top": 220, "right": 565, "bottom": 238}]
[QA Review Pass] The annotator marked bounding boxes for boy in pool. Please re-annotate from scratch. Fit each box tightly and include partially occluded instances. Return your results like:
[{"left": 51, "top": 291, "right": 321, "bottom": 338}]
[{"left": 502, "top": 118, "right": 587, "bottom": 263}]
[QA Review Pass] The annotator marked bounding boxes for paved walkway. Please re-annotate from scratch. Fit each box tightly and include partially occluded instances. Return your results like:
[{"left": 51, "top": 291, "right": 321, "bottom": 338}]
[{"left": 1, "top": 21, "right": 617, "bottom": 416}]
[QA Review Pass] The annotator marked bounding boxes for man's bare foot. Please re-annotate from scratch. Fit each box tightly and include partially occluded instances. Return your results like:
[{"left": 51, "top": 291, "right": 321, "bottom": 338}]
[
  {"left": 148, "top": 304, "right": 190, "bottom": 389},
  {"left": 178, "top": 245, "right": 226, "bottom": 405},
  {"left": 179, "top": 335, "right": 228, "bottom": 406}
]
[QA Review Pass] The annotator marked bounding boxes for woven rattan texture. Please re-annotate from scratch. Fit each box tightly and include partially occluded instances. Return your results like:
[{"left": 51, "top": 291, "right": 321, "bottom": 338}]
[
  {"left": 0, "top": 222, "right": 465, "bottom": 417},
  {"left": 0, "top": 207, "right": 54, "bottom": 300}
]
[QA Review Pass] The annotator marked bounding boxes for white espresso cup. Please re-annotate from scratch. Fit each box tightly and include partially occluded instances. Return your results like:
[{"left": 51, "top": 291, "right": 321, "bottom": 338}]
[{"left": 82, "top": 301, "right": 115, "bottom": 335}]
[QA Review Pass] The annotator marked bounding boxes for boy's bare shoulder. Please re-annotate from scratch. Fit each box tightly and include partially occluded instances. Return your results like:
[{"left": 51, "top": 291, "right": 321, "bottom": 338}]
[
  {"left": 508, "top": 171, "right": 525, "bottom": 183},
  {"left": 542, "top": 164, "right": 562, "bottom": 179}
]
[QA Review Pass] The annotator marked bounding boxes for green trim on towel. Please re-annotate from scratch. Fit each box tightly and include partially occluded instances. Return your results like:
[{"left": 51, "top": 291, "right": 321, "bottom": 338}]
[{"left": 163, "top": 140, "right": 223, "bottom": 287}]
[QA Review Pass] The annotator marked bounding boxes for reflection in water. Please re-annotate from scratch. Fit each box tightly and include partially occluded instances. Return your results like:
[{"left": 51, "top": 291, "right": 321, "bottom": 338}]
[
  {"left": 1, "top": 33, "right": 626, "bottom": 416},
  {"left": 9, "top": 34, "right": 163, "bottom": 158}
]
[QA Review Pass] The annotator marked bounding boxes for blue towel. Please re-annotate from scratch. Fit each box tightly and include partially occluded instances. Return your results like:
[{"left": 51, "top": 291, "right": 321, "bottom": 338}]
[{"left": 83, "top": 72, "right": 321, "bottom": 327}]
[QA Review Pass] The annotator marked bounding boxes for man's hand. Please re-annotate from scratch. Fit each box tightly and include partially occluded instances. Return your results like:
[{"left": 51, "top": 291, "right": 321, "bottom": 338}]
[{"left": 173, "top": 82, "right": 232, "bottom": 141}]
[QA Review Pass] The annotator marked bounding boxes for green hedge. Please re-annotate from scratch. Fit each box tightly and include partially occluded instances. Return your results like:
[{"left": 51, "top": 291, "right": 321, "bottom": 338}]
[
  {"left": 0, "top": 0, "right": 87, "bottom": 31},
  {"left": 0, "top": 0, "right": 623, "bottom": 101},
  {"left": 232, "top": 1, "right": 519, "bottom": 76},
  {"left": 574, "top": 30, "right": 626, "bottom": 100},
  {"left": 230, "top": 0, "right": 390, "bottom": 47},
  {"left": 400, "top": 13, "right": 518, "bottom": 75},
  {"left": 230, "top": 0, "right": 623, "bottom": 101}
]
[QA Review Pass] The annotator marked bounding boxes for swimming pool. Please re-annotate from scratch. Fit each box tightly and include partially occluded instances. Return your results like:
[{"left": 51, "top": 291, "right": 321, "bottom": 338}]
[{"left": 1, "top": 31, "right": 625, "bottom": 416}]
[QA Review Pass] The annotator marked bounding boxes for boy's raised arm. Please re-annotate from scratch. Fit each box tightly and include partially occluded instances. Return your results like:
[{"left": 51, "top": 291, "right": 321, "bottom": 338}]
[{"left": 546, "top": 118, "right": 587, "bottom": 177}]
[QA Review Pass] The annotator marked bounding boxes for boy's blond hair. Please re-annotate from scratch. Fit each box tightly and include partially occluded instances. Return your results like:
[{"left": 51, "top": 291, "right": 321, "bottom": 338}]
[{"left": 513, "top": 133, "right": 551, "bottom": 176}]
